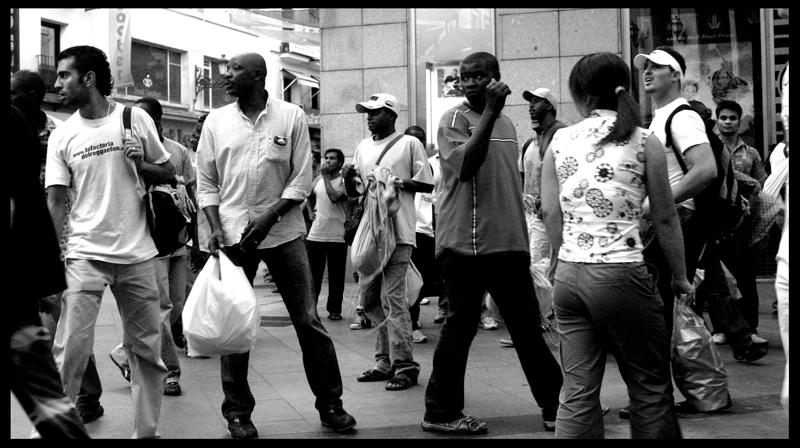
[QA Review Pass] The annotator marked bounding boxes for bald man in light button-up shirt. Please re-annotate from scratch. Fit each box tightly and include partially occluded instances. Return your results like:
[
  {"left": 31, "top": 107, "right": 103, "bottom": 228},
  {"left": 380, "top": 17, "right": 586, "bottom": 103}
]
[{"left": 196, "top": 52, "right": 355, "bottom": 438}]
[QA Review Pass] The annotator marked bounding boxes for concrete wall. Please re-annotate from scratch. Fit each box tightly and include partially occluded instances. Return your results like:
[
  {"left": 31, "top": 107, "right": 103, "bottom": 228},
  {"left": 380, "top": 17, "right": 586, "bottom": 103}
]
[
  {"left": 319, "top": 9, "right": 410, "bottom": 159},
  {"left": 496, "top": 8, "right": 623, "bottom": 145},
  {"left": 319, "top": 8, "right": 624, "bottom": 155}
]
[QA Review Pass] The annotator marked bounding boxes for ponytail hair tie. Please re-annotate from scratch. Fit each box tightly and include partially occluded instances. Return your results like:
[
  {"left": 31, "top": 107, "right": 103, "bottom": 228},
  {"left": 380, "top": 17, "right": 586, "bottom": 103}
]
[{"left": 614, "top": 86, "right": 626, "bottom": 95}]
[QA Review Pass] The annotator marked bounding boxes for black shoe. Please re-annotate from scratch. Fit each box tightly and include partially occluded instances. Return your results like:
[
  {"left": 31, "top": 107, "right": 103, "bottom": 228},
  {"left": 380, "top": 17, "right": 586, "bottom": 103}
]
[
  {"left": 618, "top": 405, "right": 631, "bottom": 420},
  {"left": 227, "top": 417, "right": 258, "bottom": 439},
  {"left": 542, "top": 407, "right": 556, "bottom": 432},
  {"left": 78, "top": 404, "right": 104, "bottom": 424},
  {"left": 732, "top": 337, "right": 768, "bottom": 363},
  {"left": 674, "top": 398, "right": 733, "bottom": 415},
  {"left": 164, "top": 376, "right": 181, "bottom": 396},
  {"left": 357, "top": 368, "right": 392, "bottom": 382},
  {"left": 320, "top": 406, "right": 356, "bottom": 432}
]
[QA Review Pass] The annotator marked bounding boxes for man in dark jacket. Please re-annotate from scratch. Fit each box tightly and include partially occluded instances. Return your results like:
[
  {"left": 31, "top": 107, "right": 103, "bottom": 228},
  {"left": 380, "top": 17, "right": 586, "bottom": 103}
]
[{"left": 9, "top": 96, "right": 89, "bottom": 439}]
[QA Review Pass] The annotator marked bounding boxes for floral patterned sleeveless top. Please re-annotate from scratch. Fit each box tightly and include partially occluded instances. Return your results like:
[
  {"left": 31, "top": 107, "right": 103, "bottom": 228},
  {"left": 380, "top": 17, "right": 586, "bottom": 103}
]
[{"left": 550, "top": 109, "right": 651, "bottom": 263}]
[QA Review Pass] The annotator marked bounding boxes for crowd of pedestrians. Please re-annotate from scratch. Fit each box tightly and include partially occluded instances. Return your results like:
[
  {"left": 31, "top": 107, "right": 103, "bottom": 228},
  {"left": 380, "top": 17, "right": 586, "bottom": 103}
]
[{"left": 10, "top": 24, "right": 788, "bottom": 439}]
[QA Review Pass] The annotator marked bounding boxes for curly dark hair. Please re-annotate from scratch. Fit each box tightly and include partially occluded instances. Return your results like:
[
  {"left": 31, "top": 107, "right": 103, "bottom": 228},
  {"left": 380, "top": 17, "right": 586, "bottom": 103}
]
[{"left": 57, "top": 45, "right": 114, "bottom": 96}]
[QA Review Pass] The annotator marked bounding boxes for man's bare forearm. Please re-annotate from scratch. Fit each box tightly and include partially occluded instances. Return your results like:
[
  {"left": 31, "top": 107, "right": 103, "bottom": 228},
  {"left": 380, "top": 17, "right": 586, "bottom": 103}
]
[{"left": 47, "top": 185, "right": 70, "bottom": 243}]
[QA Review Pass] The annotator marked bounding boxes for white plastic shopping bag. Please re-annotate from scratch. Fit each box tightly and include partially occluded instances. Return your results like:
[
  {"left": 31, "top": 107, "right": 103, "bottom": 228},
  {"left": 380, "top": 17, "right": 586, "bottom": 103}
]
[
  {"left": 182, "top": 252, "right": 260, "bottom": 357},
  {"left": 406, "top": 261, "right": 423, "bottom": 304}
]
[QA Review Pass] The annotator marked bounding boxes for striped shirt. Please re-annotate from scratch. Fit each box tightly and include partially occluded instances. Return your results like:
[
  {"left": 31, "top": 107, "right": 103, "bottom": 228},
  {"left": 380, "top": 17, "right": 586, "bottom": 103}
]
[
  {"left": 435, "top": 101, "right": 529, "bottom": 257},
  {"left": 196, "top": 96, "right": 312, "bottom": 248}
]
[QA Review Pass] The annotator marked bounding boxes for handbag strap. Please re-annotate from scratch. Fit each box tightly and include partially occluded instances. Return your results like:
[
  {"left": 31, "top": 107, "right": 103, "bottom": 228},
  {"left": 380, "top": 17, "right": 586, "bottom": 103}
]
[
  {"left": 375, "top": 134, "right": 405, "bottom": 167},
  {"left": 120, "top": 105, "right": 146, "bottom": 193},
  {"left": 358, "top": 133, "right": 404, "bottom": 204}
]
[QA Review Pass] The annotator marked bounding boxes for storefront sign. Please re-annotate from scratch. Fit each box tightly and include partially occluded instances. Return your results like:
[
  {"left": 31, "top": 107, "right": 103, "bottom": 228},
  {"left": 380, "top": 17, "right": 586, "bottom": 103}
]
[
  {"left": 287, "top": 42, "right": 319, "bottom": 60},
  {"left": 109, "top": 9, "right": 134, "bottom": 87}
]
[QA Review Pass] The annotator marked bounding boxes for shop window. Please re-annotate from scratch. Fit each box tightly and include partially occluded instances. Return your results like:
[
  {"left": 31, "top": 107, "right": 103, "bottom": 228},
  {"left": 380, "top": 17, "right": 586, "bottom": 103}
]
[
  {"left": 413, "top": 8, "right": 495, "bottom": 147},
  {"left": 201, "top": 57, "right": 232, "bottom": 110},
  {"left": 116, "top": 41, "right": 183, "bottom": 103},
  {"left": 629, "top": 8, "right": 763, "bottom": 149},
  {"left": 281, "top": 68, "right": 319, "bottom": 111}
]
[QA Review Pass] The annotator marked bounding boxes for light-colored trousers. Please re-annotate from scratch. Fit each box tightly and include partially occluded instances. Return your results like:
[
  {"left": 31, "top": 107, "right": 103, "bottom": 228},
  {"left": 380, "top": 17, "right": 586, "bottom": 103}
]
[{"left": 54, "top": 258, "right": 168, "bottom": 438}]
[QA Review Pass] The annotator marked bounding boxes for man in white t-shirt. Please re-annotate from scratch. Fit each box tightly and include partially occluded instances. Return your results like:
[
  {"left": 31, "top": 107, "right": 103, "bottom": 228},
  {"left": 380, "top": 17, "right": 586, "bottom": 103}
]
[
  {"left": 46, "top": 45, "right": 174, "bottom": 438},
  {"left": 342, "top": 93, "right": 433, "bottom": 391},
  {"left": 634, "top": 47, "right": 717, "bottom": 331},
  {"left": 305, "top": 148, "right": 349, "bottom": 320}
]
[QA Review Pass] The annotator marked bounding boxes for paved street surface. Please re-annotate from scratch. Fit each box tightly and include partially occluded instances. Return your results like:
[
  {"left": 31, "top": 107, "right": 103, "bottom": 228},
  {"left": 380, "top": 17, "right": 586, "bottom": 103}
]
[{"left": 11, "top": 268, "right": 788, "bottom": 439}]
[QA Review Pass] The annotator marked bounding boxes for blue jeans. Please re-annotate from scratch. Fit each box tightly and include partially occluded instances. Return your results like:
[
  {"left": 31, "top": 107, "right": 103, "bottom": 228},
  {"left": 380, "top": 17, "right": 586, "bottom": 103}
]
[
  {"left": 553, "top": 261, "right": 680, "bottom": 439},
  {"left": 424, "top": 250, "right": 562, "bottom": 422},
  {"left": 359, "top": 244, "right": 420, "bottom": 380},
  {"left": 220, "top": 237, "right": 344, "bottom": 419},
  {"left": 305, "top": 240, "right": 347, "bottom": 315}
]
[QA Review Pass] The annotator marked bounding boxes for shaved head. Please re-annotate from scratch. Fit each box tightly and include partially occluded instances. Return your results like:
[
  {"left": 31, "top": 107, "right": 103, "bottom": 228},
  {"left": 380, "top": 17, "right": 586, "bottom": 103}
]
[
  {"left": 225, "top": 52, "right": 269, "bottom": 97},
  {"left": 234, "top": 52, "right": 267, "bottom": 77}
]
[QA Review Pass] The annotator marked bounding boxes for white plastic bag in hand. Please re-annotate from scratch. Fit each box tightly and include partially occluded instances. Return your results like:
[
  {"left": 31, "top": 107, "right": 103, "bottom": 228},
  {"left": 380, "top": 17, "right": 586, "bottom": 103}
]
[{"left": 182, "top": 251, "right": 260, "bottom": 357}]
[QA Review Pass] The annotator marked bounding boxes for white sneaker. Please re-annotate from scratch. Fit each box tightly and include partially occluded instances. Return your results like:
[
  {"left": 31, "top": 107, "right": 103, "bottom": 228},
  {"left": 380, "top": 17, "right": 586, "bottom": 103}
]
[
  {"left": 420, "top": 298, "right": 430, "bottom": 305},
  {"left": 481, "top": 316, "right": 498, "bottom": 330},
  {"left": 712, "top": 333, "right": 727, "bottom": 345},
  {"left": 412, "top": 329, "right": 428, "bottom": 343},
  {"left": 499, "top": 336, "right": 513, "bottom": 347},
  {"left": 750, "top": 333, "right": 768, "bottom": 344}
]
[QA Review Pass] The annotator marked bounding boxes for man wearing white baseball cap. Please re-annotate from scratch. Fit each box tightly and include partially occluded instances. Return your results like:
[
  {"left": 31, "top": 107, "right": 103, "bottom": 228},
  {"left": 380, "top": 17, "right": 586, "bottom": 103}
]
[
  {"left": 617, "top": 46, "right": 719, "bottom": 419},
  {"left": 354, "top": 93, "right": 401, "bottom": 115},
  {"left": 500, "top": 87, "right": 566, "bottom": 350},
  {"left": 342, "top": 92, "right": 433, "bottom": 392},
  {"left": 633, "top": 49, "right": 685, "bottom": 81}
]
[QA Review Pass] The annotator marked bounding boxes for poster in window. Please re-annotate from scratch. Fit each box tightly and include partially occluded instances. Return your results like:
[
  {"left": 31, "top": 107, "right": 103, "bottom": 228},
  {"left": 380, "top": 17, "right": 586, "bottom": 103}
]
[
  {"left": 427, "top": 62, "right": 467, "bottom": 148},
  {"left": 437, "top": 65, "right": 464, "bottom": 98},
  {"left": 632, "top": 9, "right": 759, "bottom": 145}
]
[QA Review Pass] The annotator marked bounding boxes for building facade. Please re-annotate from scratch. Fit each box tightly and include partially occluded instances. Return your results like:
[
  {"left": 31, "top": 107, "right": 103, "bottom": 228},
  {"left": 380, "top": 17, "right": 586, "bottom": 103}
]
[
  {"left": 11, "top": 8, "right": 321, "bottom": 149},
  {"left": 318, "top": 8, "right": 787, "bottom": 274},
  {"left": 319, "top": 8, "right": 786, "bottom": 158}
]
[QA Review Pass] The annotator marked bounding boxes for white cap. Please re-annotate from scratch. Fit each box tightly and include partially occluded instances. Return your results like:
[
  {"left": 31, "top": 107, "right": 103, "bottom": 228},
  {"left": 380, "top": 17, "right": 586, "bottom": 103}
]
[
  {"left": 355, "top": 93, "right": 399, "bottom": 115},
  {"left": 522, "top": 87, "right": 557, "bottom": 112},
  {"left": 633, "top": 49, "right": 683, "bottom": 76}
]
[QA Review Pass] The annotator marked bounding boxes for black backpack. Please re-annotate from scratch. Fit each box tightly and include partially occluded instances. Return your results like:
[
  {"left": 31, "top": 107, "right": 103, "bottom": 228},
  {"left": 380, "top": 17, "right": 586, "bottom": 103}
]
[
  {"left": 123, "top": 106, "right": 189, "bottom": 256},
  {"left": 664, "top": 104, "right": 759, "bottom": 244}
]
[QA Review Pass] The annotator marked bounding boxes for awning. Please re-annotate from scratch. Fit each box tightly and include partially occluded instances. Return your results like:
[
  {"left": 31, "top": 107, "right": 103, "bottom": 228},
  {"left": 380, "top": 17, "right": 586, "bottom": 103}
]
[{"left": 281, "top": 68, "right": 319, "bottom": 89}]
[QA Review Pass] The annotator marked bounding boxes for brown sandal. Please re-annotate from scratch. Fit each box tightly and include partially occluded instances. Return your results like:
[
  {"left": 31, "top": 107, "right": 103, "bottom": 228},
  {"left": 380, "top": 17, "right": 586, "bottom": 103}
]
[
  {"left": 357, "top": 368, "right": 391, "bottom": 382},
  {"left": 385, "top": 374, "right": 416, "bottom": 391}
]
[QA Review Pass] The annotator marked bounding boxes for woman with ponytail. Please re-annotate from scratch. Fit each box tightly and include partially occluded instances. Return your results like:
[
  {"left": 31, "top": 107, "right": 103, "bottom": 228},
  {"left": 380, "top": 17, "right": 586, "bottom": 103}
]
[{"left": 540, "top": 52, "right": 693, "bottom": 438}]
